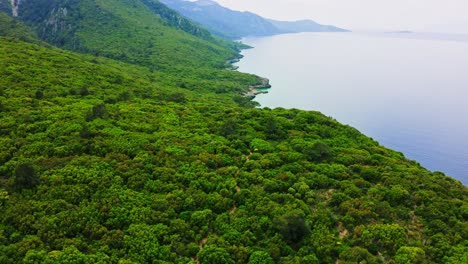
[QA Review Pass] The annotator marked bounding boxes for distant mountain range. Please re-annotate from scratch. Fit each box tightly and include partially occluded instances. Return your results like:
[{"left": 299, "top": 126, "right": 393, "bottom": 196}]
[{"left": 160, "top": 0, "right": 349, "bottom": 39}]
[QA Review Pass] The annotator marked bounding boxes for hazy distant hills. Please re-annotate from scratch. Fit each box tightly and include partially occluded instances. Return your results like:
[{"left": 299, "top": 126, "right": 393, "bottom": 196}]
[
  {"left": 160, "top": 0, "right": 348, "bottom": 39},
  {"left": 268, "top": 19, "right": 348, "bottom": 34},
  {"left": 159, "top": 0, "right": 280, "bottom": 39}
]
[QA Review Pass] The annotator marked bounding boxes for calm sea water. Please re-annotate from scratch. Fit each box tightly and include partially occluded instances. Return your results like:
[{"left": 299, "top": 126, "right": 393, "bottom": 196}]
[{"left": 236, "top": 32, "right": 468, "bottom": 185}]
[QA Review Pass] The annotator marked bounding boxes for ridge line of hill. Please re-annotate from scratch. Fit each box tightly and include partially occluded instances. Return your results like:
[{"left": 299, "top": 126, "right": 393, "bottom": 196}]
[{"left": 159, "top": 0, "right": 349, "bottom": 40}]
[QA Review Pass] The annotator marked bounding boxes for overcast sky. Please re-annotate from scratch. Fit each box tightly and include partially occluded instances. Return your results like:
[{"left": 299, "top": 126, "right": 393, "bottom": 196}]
[{"left": 213, "top": 0, "right": 468, "bottom": 33}]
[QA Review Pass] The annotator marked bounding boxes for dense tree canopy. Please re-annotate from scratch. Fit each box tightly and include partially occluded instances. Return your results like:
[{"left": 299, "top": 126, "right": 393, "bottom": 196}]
[{"left": 0, "top": 36, "right": 466, "bottom": 263}]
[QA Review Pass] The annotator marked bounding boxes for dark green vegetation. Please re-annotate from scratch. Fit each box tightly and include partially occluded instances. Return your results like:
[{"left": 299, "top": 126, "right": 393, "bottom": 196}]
[
  {"left": 0, "top": 12, "right": 40, "bottom": 44},
  {"left": 0, "top": 1, "right": 467, "bottom": 263},
  {"left": 160, "top": 0, "right": 348, "bottom": 40}
]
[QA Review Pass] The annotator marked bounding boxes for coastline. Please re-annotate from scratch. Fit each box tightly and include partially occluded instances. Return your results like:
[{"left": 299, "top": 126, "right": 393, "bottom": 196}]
[
  {"left": 242, "top": 77, "right": 271, "bottom": 98},
  {"left": 225, "top": 55, "right": 242, "bottom": 70},
  {"left": 227, "top": 45, "right": 272, "bottom": 98},
  {"left": 231, "top": 33, "right": 468, "bottom": 186}
]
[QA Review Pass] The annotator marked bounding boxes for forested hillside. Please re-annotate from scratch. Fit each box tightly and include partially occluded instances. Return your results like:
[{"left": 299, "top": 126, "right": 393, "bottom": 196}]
[
  {"left": 0, "top": 12, "right": 40, "bottom": 43},
  {"left": 0, "top": 0, "right": 244, "bottom": 70},
  {"left": 0, "top": 1, "right": 467, "bottom": 263}
]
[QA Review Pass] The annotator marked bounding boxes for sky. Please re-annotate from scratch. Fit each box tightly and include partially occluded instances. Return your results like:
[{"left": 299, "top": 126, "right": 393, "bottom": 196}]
[{"left": 213, "top": 0, "right": 468, "bottom": 33}]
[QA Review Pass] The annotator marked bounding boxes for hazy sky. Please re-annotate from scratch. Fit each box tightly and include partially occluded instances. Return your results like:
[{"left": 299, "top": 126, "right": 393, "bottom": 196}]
[{"left": 213, "top": 0, "right": 468, "bottom": 33}]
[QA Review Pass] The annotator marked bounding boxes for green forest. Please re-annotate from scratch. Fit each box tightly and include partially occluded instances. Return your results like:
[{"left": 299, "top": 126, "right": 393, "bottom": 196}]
[{"left": 0, "top": 1, "right": 467, "bottom": 263}]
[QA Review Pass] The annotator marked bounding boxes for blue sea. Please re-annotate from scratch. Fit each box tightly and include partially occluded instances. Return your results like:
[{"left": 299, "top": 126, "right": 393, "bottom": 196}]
[{"left": 236, "top": 32, "right": 468, "bottom": 185}]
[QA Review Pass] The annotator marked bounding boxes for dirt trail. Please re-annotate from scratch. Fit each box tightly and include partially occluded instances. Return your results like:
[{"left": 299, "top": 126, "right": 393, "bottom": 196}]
[{"left": 194, "top": 237, "right": 209, "bottom": 264}]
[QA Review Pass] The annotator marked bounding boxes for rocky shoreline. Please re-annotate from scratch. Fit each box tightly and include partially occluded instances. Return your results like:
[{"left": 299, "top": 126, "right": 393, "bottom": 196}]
[
  {"left": 225, "top": 53, "right": 272, "bottom": 98},
  {"left": 225, "top": 55, "right": 243, "bottom": 70},
  {"left": 242, "top": 77, "right": 271, "bottom": 98}
]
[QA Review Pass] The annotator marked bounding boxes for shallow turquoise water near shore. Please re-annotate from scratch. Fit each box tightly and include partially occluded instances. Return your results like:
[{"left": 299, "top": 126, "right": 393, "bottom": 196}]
[{"left": 236, "top": 32, "right": 468, "bottom": 185}]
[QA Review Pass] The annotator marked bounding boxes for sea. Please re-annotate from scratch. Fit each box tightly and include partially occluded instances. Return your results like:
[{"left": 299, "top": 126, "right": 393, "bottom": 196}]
[{"left": 235, "top": 32, "right": 468, "bottom": 185}]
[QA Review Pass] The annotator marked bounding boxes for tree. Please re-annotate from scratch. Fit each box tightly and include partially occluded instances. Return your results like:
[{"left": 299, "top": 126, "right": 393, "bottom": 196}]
[
  {"left": 250, "top": 138, "right": 273, "bottom": 154},
  {"left": 339, "top": 247, "right": 378, "bottom": 264},
  {"left": 14, "top": 163, "right": 39, "bottom": 190},
  {"left": 274, "top": 212, "right": 310, "bottom": 245},
  {"left": 304, "top": 142, "right": 333, "bottom": 162},
  {"left": 167, "top": 92, "right": 187, "bottom": 103},
  {"left": 443, "top": 244, "right": 468, "bottom": 264},
  {"left": 302, "top": 254, "right": 320, "bottom": 264},
  {"left": 79, "top": 85, "right": 90, "bottom": 96},
  {"left": 264, "top": 116, "right": 284, "bottom": 140},
  {"left": 124, "top": 224, "right": 172, "bottom": 263},
  {"left": 34, "top": 89, "right": 44, "bottom": 99},
  {"left": 0, "top": 190, "right": 9, "bottom": 206},
  {"left": 219, "top": 119, "right": 238, "bottom": 138},
  {"left": 248, "top": 251, "right": 274, "bottom": 264},
  {"left": 197, "top": 246, "right": 235, "bottom": 264},
  {"left": 361, "top": 224, "right": 407, "bottom": 255},
  {"left": 86, "top": 104, "right": 108, "bottom": 121},
  {"left": 395, "top": 246, "right": 426, "bottom": 264}
]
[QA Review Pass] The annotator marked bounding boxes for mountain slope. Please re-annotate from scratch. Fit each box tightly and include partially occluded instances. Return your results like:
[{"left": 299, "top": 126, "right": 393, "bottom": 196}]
[
  {"left": 0, "top": 0, "right": 10, "bottom": 14},
  {"left": 0, "top": 0, "right": 240, "bottom": 69},
  {"left": 0, "top": 12, "right": 40, "bottom": 43},
  {"left": 0, "top": 36, "right": 467, "bottom": 263},
  {"left": 161, "top": 0, "right": 281, "bottom": 39},
  {"left": 160, "top": 0, "right": 348, "bottom": 39}
]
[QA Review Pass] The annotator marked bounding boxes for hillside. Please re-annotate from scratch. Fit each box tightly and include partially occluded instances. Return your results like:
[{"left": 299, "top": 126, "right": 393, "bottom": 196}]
[
  {"left": 0, "top": 35, "right": 467, "bottom": 263},
  {"left": 0, "top": 1, "right": 467, "bottom": 264},
  {"left": 0, "top": 0, "right": 243, "bottom": 70},
  {"left": 160, "top": 0, "right": 348, "bottom": 39},
  {"left": 0, "top": 12, "right": 40, "bottom": 43}
]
